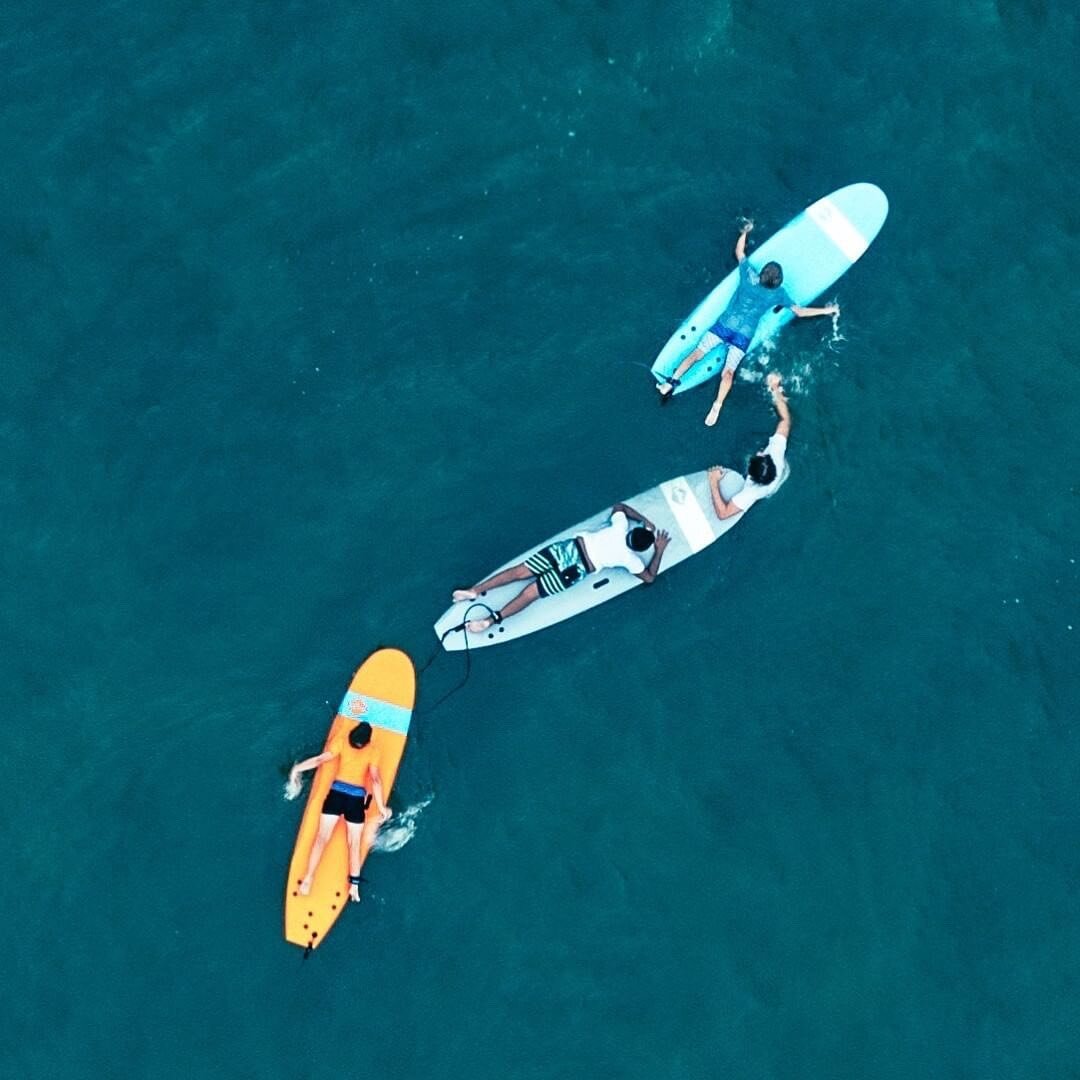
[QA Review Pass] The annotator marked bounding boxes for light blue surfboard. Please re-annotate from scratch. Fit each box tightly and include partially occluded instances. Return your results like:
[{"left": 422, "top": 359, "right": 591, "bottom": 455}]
[
  {"left": 651, "top": 183, "right": 889, "bottom": 393},
  {"left": 433, "top": 464, "right": 788, "bottom": 651}
]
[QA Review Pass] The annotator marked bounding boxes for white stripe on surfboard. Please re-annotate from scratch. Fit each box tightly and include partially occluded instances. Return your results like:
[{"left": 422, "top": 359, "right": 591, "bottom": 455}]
[
  {"left": 806, "top": 197, "right": 868, "bottom": 263},
  {"left": 660, "top": 477, "right": 716, "bottom": 554}
]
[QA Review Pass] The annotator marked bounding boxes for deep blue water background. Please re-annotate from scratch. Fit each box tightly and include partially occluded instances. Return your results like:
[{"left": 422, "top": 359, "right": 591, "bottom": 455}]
[{"left": 3, "top": 1, "right": 1079, "bottom": 1077}]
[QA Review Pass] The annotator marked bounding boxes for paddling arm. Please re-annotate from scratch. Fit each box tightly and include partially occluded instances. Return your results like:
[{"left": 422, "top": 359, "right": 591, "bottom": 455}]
[
  {"left": 368, "top": 764, "right": 391, "bottom": 822},
  {"left": 768, "top": 381, "right": 791, "bottom": 438},
  {"left": 290, "top": 751, "right": 335, "bottom": 781},
  {"left": 790, "top": 304, "right": 838, "bottom": 318},
  {"left": 734, "top": 223, "right": 752, "bottom": 263}
]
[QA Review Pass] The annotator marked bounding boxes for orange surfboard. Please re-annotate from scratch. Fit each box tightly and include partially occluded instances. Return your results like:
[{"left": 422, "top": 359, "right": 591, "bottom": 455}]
[{"left": 284, "top": 648, "right": 415, "bottom": 950}]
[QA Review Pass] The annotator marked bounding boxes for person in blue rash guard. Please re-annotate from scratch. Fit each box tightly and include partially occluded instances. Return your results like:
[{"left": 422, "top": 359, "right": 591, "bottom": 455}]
[{"left": 656, "top": 222, "right": 837, "bottom": 427}]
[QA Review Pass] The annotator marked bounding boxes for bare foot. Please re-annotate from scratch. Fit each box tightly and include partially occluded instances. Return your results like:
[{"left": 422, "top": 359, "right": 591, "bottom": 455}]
[
  {"left": 298, "top": 874, "right": 313, "bottom": 896},
  {"left": 704, "top": 402, "right": 722, "bottom": 427},
  {"left": 466, "top": 617, "right": 495, "bottom": 634},
  {"left": 452, "top": 588, "right": 478, "bottom": 602},
  {"left": 348, "top": 882, "right": 361, "bottom": 903}
]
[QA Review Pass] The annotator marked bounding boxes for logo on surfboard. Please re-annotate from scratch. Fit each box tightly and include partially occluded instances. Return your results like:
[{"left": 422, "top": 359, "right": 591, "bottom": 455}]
[{"left": 339, "top": 691, "right": 369, "bottom": 718}]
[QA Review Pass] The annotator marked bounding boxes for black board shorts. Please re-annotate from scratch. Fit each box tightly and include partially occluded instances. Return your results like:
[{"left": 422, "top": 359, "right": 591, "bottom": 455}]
[{"left": 322, "top": 786, "right": 367, "bottom": 824}]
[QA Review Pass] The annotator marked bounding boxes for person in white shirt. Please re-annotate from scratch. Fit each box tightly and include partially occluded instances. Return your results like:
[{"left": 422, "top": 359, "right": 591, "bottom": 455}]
[
  {"left": 452, "top": 506, "right": 671, "bottom": 633},
  {"left": 708, "top": 372, "right": 791, "bottom": 520}
]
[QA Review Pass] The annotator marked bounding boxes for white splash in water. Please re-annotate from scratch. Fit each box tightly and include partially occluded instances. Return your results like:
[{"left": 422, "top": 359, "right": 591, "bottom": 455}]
[
  {"left": 373, "top": 795, "right": 434, "bottom": 853},
  {"left": 740, "top": 339, "right": 776, "bottom": 384},
  {"left": 828, "top": 299, "right": 845, "bottom": 348},
  {"left": 785, "top": 364, "right": 812, "bottom": 395},
  {"left": 283, "top": 774, "right": 302, "bottom": 801}
]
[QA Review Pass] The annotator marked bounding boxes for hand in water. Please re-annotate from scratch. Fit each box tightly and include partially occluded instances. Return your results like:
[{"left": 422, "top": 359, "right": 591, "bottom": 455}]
[
  {"left": 284, "top": 771, "right": 302, "bottom": 801},
  {"left": 825, "top": 304, "right": 840, "bottom": 316},
  {"left": 766, "top": 373, "right": 783, "bottom": 392},
  {"left": 740, "top": 220, "right": 754, "bottom": 234}
]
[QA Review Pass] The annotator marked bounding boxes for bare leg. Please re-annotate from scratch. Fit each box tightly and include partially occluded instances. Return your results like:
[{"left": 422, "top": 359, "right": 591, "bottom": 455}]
[
  {"left": 672, "top": 345, "right": 709, "bottom": 383},
  {"left": 346, "top": 820, "right": 363, "bottom": 901},
  {"left": 658, "top": 344, "right": 709, "bottom": 398},
  {"left": 705, "top": 347, "right": 744, "bottom": 426},
  {"left": 704, "top": 370, "right": 735, "bottom": 426},
  {"left": 299, "top": 813, "right": 339, "bottom": 894},
  {"left": 453, "top": 562, "right": 534, "bottom": 601},
  {"left": 467, "top": 581, "right": 542, "bottom": 633}
]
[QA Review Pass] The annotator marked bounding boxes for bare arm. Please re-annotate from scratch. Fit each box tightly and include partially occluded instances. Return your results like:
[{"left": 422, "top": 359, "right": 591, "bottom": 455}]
[
  {"left": 734, "top": 222, "right": 753, "bottom": 263},
  {"left": 790, "top": 303, "right": 838, "bottom": 318},
  {"left": 635, "top": 529, "right": 671, "bottom": 584},
  {"left": 708, "top": 468, "right": 744, "bottom": 520},
  {"left": 367, "top": 764, "right": 391, "bottom": 822},
  {"left": 612, "top": 501, "right": 656, "bottom": 532},
  {"left": 766, "top": 373, "right": 791, "bottom": 438},
  {"left": 289, "top": 750, "right": 335, "bottom": 782}
]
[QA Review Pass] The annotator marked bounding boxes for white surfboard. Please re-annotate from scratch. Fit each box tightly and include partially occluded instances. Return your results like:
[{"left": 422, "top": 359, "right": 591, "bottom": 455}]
[
  {"left": 433, "top": 465, "right": 789, "bottom": 650},
  {"left": 651, "top": 183, "right": 889, "bottom": 393}
]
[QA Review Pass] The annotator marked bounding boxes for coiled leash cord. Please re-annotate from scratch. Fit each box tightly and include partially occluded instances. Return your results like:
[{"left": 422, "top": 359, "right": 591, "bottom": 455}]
[{"left": 413, "top": 600, "right": 498, "bottom": 716}]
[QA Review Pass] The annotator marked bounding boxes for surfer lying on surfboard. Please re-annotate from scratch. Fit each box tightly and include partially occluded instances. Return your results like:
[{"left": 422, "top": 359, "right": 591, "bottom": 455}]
[
  {"left": 656, "top": 223, "right": 836, "bottom": 427},
  {"left": 288, "top": 720, "right": 391, "bottom": 902},
  {"left": 707, "top": 373, "right": 792, "bottom": 519},
  {"left": 453, "top": 506, "right": 672, "bottom": 633}
]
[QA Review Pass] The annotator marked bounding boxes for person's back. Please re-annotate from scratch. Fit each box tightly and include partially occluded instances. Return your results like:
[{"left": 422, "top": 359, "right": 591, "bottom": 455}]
[
  {"left": 331, "top": 731, "right": 374, "bottom": 789},
  {"left": 720, "top": 261, "right": 792, "bottom": 344},
  {"left": 580, "top": 510, "right": 649, "bottom": 575}
]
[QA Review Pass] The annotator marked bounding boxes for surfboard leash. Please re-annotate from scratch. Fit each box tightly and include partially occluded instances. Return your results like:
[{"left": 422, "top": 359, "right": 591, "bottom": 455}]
[{"left": 413, "top": 601, "right": 497, "bottom": 716}]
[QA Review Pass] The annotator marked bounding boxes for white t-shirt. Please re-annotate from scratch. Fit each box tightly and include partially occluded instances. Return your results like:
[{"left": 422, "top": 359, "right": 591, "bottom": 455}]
[
  {"left": 730, "top": 434, "right": 787, "bottom": 512},
  {"left": 580, "top": 510, "right": 647, "bottom": 574}
]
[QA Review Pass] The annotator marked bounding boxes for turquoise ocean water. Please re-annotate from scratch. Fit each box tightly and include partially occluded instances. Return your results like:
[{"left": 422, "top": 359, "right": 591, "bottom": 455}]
[{"left": 3, "top": 2, "right": 1079, "bottom": 1077}]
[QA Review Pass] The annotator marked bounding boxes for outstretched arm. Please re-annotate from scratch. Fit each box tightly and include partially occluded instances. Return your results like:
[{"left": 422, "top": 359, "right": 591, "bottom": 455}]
[
  {"left": 290, "top": 750, "right": 335, "bottom": 783},
  {"left": 734, "top": 222, "right": 753, "bottom": 263},
  {"left": 612, "top": 501, "right": 656, "bottom": 532},
  {"left": 635, "top": 529, "right": 671, "bottom": 584},
  {"left": 766, "top": 373, "right": 791, "bottom": 438},
  {"left": 367, "top": 764, "right": 391, "bottom": 823},
  {"left": 790, "top": 303, "right": 838, "bottom": 318}
]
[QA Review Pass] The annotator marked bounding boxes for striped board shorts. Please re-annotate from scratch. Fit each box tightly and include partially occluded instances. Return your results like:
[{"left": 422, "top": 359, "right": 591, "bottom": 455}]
[{"left": 526, "top": 537, "right": 589, "bottom": 597}]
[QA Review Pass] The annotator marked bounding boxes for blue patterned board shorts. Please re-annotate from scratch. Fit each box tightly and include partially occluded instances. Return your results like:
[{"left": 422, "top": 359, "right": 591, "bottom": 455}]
[
  {"left": 526, "top": 537, "right": 589, "bottom": 597},
  {"left": 706, "top": 323, "right": 752, "bottom": 352}
]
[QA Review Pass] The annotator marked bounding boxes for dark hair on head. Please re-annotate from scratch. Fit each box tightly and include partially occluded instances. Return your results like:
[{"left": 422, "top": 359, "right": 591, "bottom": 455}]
[
  {"left": 349, "top": 721, "right": 373, "bottom": 749},
  {"left": 627, "top": 526, "right": 654, "bottom": 552},
  {"left": 759, "top": 262, "right": 784, "bottom": 288},
  {"left": 748, "top": 453, "right": 777, "bottom": 486}
]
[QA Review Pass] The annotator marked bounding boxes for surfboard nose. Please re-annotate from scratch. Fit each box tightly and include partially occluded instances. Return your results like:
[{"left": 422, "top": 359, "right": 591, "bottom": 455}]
[{"left": 834, "top": 182, "right": 889, "bottom": 242}]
